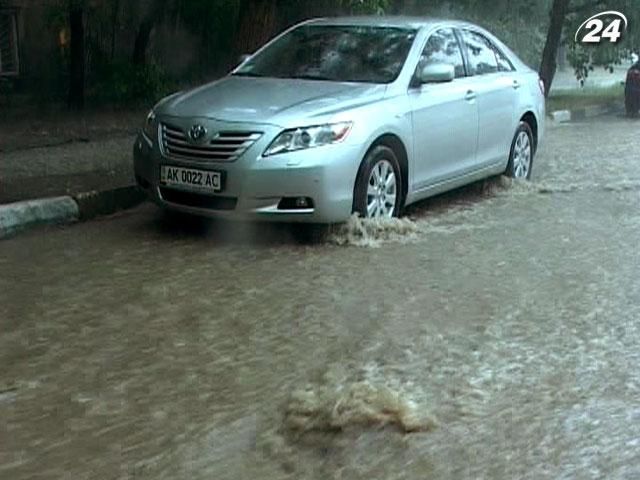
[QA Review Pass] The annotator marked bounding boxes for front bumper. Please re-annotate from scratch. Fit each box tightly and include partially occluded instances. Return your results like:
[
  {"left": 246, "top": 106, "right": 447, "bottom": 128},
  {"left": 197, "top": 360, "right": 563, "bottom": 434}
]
[{"left": 133, "top": 120, "right": 363, "bottom": 224}]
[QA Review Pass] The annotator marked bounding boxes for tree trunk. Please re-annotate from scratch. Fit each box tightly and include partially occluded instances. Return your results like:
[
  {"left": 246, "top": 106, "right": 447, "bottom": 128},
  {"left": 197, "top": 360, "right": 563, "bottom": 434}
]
[
  {"left": 132, "top": 17, "right": 154, "bottom": 66},
  {"left": 68, "top": 3, "right": 85, "bottom": 110},
  {"left": 539, "top": 0, "right": 570, "bottom": 97},
  {"left": 232, "top": 0, "right": 279, "bottom": 57}
]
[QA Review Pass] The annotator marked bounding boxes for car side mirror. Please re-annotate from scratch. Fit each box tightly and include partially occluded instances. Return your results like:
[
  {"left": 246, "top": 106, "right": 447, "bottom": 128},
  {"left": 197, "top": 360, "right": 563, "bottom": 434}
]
[{"left": 418, "top": 62, "right": 455, "bottom": 84}]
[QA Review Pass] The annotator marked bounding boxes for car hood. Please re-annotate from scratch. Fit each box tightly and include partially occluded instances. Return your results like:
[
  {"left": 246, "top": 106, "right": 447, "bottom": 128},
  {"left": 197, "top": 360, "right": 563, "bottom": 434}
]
[{"left": 156, "top": 76, "right": 387, "bottom": 126}]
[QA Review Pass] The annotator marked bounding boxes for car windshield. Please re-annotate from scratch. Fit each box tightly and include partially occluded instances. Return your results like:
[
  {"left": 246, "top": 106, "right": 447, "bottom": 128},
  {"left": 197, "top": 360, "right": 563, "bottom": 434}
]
[{"left": 234, "top": 25, "right": 417, "bottom": 84}]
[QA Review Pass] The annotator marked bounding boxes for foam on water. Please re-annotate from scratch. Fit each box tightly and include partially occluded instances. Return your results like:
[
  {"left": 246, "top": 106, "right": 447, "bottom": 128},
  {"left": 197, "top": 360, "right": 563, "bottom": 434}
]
[
  {"left": 326, "top": 173, "right": 640, "bottom": 249},
  {"left": 327, "top": 214, "right": 422, "bottom": 248},
  {"left": 327, "top": 177, "right": 512, "bottom": 247},
  {"left": 284, "top": 367, "right": 438, "bottom": 434}
]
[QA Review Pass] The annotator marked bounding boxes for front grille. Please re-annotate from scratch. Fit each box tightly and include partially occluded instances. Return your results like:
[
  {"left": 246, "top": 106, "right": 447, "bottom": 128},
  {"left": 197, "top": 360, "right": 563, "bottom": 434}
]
[
  {"left": 161, "top": 123, "right": 262, "bottom": 162},
  {"left": 159, "top": 187, "right": 237, "bottom": 211}
]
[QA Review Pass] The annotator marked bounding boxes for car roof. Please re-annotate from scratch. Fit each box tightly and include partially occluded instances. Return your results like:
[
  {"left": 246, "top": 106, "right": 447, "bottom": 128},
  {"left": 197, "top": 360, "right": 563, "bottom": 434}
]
[{"left": 305, "top": 16, "right": 476, "bottom": 30}]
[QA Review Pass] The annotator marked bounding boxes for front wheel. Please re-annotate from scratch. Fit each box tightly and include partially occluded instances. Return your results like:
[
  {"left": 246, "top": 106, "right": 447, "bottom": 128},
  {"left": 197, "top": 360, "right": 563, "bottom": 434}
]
[
  {"left": 353, "top": 145, "right": 403, "bottom": 219},
  {"left": 505, "top": 122, "right": 534, "bottom": 180}
]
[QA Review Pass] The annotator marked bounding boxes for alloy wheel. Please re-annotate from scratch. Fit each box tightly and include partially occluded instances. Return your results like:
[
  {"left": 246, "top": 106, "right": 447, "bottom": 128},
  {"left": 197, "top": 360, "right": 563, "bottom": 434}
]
[
  {"left": 513, "top": 131, "right": 532, "bottom": 179},
  {"left": 366, "top": 159, "right": 397, "bottom": 218}
]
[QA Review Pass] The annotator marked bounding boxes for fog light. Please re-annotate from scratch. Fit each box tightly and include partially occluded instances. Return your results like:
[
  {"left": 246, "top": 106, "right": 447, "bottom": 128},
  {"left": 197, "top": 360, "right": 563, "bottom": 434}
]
[{"left": 277, "top": 197, "right": 314, "bottom": 210}]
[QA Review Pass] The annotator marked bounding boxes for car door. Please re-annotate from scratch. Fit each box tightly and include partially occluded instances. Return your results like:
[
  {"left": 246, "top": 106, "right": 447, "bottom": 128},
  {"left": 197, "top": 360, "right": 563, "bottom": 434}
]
[
  {"left": 459, "top": 29, "right": 518, "bottom": 169},
  {"left": 409, "top": 28, "right": 479, "bottom": 192}
]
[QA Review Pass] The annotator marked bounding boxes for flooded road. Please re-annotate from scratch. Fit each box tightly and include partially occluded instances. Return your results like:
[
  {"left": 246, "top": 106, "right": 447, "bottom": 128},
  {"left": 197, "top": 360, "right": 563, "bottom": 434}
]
[{"left": 1, "top": 115, "right": 639, "bottom": 479}]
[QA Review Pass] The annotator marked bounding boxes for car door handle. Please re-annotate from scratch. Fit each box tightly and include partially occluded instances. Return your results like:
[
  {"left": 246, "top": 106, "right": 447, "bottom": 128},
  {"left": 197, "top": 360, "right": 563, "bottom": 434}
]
[
  {"left": 512, "top": 80, "right": 521, "bottom": 89},
  {"left": 465, "top": 90, "right": 476, "bottom": 101}
]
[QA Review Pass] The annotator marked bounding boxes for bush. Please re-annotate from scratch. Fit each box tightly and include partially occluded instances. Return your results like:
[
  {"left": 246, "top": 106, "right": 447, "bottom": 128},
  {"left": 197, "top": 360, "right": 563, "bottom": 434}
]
[{"left": 90, "top": 61, "right": 174, "bottom": 106}]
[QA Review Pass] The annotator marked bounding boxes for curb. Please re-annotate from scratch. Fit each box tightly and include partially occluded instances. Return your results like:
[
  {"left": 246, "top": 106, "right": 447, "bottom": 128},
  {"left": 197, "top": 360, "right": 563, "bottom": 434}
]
[
  {"left": 550, "top": 110, "right": 572, "bottom": 123},
  {"left": 550, "top": 102, "right": 620, "bottom": 124},
  {"left": 0, "top": 186, "right": 146, "bottom": 240},
  {"left": 74, "top": 186, "right": 147, "bottom": 221}
]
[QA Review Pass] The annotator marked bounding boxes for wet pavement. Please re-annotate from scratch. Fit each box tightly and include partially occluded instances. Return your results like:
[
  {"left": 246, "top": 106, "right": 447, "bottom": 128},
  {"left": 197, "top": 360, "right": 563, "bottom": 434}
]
[{"left": 1, "top": 115, "right": 639, "bottom": 479}]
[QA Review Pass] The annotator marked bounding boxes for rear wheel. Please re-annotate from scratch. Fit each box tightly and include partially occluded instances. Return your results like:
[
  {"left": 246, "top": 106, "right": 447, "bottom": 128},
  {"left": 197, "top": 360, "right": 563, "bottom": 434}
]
[
  {"left": 353, "top": 145, "right": 403, "bottom": 219},
  {"left": 505, "top": 122, "right": 534, "bottom": 180}
]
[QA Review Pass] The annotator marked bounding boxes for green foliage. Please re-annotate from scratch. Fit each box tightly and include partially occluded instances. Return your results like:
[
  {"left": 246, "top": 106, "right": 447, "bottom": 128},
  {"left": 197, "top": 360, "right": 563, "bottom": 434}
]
[
  {"left": 341, "top": 0, "right": 389, "bottom": 14},
  {"left": 91, "top": 61, "right": 174, "bottom": 106},
  {"left": 35, "top": 0, "right": 640, "bottom": 105},
  {"left": 567, "top": 43, "right": 593, "bottom": 85}
]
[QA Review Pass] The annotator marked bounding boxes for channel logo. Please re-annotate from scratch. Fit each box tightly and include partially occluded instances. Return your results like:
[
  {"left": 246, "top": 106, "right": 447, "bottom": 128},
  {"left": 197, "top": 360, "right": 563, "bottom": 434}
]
[{"left": 575, "top": 11, "right": 628, "bottom": 44}]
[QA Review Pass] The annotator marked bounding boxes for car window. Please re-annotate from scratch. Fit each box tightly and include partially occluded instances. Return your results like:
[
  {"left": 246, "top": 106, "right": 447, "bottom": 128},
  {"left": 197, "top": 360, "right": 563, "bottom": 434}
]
[
  {"left": 492, "top": 43, "right": 515, "bottom": 72},
  {"left": 461, "top": 30, "right": 498, "bottom": 75},
  {"left": 418, "top": 28, "right": 465, "bottom": 79}
]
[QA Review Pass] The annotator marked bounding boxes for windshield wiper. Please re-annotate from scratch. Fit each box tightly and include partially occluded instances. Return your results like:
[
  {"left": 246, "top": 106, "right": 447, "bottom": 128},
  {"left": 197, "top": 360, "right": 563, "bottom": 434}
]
[{"left": 290, "top": 74, "right": 334, "bottom": 81}]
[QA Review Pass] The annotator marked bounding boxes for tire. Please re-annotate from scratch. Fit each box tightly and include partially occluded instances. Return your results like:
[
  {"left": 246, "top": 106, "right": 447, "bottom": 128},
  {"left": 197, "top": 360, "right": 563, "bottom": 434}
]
[
  {"left": 505, "top": 122, "right": 534, "bottom": 180},
  {"left": 353, "top": 145, "right": 403, "bottom": 219}
]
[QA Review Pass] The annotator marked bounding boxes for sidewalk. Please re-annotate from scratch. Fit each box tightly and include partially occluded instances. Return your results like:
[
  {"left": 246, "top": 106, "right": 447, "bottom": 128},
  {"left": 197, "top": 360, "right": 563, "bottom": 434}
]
[
  {"left": 0, "top": 136, "right": 136, "bottom": 204},
  {"left": 0, "top": 108, "right": 147, "bottom": 237},
  {"left": 0, "top": 107, "right": 145, "bottom": 204}
]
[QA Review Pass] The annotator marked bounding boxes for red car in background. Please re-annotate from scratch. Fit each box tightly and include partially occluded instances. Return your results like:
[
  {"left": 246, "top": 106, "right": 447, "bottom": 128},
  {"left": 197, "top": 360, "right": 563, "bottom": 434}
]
[{"left": 625, "top": 61, "right": 640, "bottom": 117}]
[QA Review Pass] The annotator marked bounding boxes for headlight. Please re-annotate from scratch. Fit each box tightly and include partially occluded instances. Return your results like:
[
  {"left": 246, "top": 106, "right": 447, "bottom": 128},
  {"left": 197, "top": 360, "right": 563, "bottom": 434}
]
[
  {"left": 263, "top": 121, "right": 353, "bottom": 156},
  {"left": 142, "top": 110, "right": 157, "bottom": 142}
]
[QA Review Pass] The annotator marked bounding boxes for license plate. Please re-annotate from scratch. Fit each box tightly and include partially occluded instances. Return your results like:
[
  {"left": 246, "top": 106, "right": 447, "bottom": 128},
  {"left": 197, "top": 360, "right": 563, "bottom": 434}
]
[{"left": 160, "top": 166, "right": 223, "bottom": 193}]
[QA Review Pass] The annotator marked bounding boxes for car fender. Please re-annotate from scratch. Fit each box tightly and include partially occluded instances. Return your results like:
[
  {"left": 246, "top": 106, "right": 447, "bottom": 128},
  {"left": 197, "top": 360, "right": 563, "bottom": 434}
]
[{"left": 348, "top": 95, "right": 415, "bottom": 192}]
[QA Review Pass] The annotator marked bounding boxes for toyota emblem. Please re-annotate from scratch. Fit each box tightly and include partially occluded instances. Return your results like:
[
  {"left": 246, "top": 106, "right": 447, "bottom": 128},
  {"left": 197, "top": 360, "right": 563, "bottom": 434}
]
[{"left": 188, "top": 124, "right": 207, "bottom": 143}]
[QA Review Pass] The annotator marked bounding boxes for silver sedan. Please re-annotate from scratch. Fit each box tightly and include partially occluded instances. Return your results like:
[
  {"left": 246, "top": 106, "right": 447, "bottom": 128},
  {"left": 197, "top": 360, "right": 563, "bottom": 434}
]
[{"left": 134, "top": 16, "right": 545, "bottom": 223}]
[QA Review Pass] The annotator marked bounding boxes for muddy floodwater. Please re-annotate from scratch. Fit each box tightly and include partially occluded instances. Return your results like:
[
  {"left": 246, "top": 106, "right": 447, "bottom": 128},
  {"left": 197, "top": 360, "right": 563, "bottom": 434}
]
[{"left": 1, "top": 116, "right": 640, "bottom": 479}]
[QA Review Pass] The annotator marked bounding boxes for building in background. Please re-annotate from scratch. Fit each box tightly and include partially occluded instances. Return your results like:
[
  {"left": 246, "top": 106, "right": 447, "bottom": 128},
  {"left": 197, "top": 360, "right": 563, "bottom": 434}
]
[{"left": 0, "top": 5, "right": 20, "bottom": 76}]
